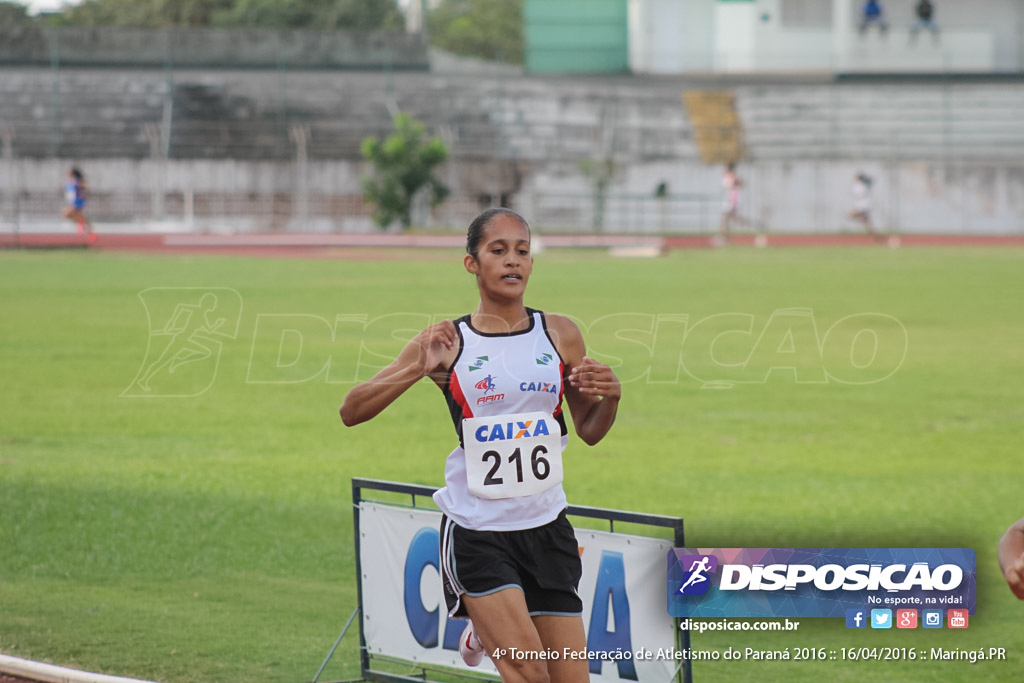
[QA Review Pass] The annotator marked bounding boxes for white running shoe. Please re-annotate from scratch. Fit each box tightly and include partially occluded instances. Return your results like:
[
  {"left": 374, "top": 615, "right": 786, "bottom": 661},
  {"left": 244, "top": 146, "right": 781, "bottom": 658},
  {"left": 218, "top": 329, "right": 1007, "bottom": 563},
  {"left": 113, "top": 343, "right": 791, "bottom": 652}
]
[{"left": 459, "top": 620, "right": 485, "bottom": 667}]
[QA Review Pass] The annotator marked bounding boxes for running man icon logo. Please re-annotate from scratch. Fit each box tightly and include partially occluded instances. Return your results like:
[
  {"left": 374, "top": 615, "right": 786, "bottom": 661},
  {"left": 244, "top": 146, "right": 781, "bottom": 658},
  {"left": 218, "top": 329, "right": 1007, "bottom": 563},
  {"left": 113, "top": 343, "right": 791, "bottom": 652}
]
[
  {"left": 474, "top": 375, "right": 497, "bottom": 394},
  {"left": 676, "top": 555, "right": 718, "bottom": 595},
  {"left": 123, "top": 288, "right": 243, "bottom": 398}
]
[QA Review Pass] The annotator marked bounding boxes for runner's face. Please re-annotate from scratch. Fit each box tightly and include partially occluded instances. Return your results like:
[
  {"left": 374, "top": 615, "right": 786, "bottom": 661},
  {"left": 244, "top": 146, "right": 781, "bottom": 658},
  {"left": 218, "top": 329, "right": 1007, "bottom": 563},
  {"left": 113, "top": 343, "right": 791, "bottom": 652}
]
[{"left": 466, "top": 215, "right": 532, "bottom": 299}]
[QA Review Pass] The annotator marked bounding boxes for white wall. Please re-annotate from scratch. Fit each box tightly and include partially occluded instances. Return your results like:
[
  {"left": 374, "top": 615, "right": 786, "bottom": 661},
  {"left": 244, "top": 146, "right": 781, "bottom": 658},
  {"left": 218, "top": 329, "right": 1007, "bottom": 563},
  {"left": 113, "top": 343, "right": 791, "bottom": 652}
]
[
  {"left": 6, "top": 156, "right": 1024, "bottom": 235},
  {"left": 714, "top": 0, "right": 759, "bottom": 72},
  {"left": 629, "top": 0, "right": 1016, "bottom": 74},
  {"left": 518, "top": 158, "right": 1024, "bottom": 234},
  {"left": 629, "top": 0, "right": 714, "bottom": 73}
]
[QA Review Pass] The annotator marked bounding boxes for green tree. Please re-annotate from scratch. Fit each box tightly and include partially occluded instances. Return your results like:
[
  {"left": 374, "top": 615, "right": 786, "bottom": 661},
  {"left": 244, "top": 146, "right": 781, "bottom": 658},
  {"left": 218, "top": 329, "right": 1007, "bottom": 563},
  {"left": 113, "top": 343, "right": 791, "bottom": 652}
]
[
  {"left": 428, "top": 0, "right": 522, "bottom": 64},
  {"left": 0, "top": 2, "right": 31, "bottom": 27},
  {"left": 212, "top": 0, "right": 404, "bottom": 31},
  {"left": 51, "top": 0, "right": 234, "bottom": 27},
  {"left": 361, "top": 113, "right": 449, "bottom": 229},
  {"left": 45, "top": 0, "right": 403, "bottom": 29}
]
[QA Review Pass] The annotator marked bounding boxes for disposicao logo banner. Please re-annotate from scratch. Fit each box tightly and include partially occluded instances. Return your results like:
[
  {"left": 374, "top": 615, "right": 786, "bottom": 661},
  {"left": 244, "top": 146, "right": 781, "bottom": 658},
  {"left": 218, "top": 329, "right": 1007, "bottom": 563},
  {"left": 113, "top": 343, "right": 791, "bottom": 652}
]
[{"left": 667, "top": 548, "right": 976, "bottom": 618}]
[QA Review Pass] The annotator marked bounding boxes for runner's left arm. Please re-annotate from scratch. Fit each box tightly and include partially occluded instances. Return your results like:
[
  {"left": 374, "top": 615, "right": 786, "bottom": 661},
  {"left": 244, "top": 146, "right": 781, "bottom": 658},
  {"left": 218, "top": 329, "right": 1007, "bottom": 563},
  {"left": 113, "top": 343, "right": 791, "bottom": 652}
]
[{"left": 548, "top": 315, "right": 621, "bottom": 446}]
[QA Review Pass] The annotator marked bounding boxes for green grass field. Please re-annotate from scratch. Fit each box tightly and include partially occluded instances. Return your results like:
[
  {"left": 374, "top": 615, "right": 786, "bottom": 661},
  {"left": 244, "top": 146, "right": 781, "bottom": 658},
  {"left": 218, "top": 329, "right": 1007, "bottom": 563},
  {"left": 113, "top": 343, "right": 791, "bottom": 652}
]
[{"left": 0, "top": 245, "right": 1021, "bottom": 683}]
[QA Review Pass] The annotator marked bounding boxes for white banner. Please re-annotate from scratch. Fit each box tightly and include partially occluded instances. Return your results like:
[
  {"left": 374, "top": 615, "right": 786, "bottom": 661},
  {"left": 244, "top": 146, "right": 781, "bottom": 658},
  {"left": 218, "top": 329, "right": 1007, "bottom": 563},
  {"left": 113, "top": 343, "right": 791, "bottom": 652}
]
[{"left": 358, "top": 502, "right": 678, "bottom": 682}]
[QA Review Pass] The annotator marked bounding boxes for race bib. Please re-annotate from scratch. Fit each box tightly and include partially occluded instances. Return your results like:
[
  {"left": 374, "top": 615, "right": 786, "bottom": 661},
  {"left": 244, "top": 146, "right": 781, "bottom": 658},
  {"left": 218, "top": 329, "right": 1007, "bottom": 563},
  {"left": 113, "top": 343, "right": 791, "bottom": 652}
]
[{"left": 462, "top": 411, "right": 563, "bottom": 500}]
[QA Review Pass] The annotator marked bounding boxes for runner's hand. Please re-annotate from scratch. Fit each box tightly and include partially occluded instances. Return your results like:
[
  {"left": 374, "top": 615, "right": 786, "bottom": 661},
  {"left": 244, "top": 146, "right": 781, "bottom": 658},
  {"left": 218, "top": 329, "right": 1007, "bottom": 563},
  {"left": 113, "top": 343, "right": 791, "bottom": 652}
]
[
  {"left": 1007, "top": 554, "right": 1024, "bottom": 600},
  {"left": 568, "top": 356, "right": 621, "bottom": 400},
  {"left": 412, "top": 320, "right": 457, "bottom": 375}
]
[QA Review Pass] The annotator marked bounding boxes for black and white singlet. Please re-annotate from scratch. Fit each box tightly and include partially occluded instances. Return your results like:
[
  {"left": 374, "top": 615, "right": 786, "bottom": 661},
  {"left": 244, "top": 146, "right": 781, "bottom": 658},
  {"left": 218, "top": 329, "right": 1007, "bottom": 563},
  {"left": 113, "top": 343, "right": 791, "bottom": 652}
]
[{"left": 432, "top": 309, "right": 570, "bottom": 531}]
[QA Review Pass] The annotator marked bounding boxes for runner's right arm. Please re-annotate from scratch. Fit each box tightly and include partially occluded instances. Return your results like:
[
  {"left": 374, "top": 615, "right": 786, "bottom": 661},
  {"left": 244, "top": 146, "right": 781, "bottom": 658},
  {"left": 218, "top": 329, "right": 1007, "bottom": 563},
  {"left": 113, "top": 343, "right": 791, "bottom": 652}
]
[{"left": 339, "top": 320, "right": 457, "bottom": 427}]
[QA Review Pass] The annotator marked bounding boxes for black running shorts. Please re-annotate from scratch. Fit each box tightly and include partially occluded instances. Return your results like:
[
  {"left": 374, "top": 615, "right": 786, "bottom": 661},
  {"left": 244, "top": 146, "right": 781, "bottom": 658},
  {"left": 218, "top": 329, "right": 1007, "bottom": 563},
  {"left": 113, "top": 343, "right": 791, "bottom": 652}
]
[{"left": 439, "top": 510, "right": 584, "bottom": 618}]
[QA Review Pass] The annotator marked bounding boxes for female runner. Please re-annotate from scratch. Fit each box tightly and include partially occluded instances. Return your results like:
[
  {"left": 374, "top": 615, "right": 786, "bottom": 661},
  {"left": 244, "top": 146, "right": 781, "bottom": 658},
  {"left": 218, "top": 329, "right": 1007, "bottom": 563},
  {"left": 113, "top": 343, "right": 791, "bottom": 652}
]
[
  {"left": 62, "top": 167, "right": 95, "bottom": 244},
  {"left": 340, "top": 208, "right": 621, "bottom": 683}
]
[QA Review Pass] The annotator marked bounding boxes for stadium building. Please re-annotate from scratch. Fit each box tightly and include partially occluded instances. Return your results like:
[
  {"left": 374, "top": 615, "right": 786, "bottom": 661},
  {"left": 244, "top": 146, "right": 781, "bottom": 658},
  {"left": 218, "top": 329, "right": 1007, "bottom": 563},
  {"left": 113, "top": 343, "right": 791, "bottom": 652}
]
[{"left": 1, "top": 0, "right": 1023, "bottom": 237}]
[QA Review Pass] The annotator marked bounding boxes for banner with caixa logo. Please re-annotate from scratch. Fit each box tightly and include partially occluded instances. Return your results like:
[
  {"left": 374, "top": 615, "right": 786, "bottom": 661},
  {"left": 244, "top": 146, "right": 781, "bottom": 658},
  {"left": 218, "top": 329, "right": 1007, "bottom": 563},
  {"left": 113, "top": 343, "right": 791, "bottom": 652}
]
[
  {"left": 667, "top": 548, "right": 976, "bottom": 618},
  {"left": 359, "top": 502, "right": 678, "bottom": 682}
]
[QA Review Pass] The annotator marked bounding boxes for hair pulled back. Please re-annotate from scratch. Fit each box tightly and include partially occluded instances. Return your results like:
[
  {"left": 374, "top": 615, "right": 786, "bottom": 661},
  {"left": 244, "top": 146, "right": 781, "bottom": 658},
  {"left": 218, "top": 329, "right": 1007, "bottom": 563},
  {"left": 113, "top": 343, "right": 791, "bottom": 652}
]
[{"left": 466, "top": 208, "right": 530, "bottom": 259}]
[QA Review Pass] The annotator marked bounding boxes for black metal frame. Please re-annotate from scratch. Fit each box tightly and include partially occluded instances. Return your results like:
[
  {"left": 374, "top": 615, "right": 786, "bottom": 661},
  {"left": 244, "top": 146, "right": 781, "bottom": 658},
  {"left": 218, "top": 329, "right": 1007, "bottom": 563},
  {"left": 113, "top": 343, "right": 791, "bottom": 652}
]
[{"left": 349, "top": 477, "right": 692, "bottom": 683}]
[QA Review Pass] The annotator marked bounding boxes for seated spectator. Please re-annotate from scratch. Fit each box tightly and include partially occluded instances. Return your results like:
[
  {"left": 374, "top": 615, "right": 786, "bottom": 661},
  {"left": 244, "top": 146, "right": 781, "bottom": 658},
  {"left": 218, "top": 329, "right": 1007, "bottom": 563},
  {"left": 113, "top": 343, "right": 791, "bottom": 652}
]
[
  {"left": 909, "top": 0, "right": 939, "bottom": 44},
  {"left": 859, "top": 0, "right": 888, "bottom": 36}
]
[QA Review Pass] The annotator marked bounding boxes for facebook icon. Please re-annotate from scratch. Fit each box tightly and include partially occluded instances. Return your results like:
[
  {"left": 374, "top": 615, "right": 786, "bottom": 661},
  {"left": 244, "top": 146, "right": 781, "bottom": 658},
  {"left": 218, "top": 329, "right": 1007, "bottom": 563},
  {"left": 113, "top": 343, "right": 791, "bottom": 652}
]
[{"left": 846, "top": 609, "right": 867, "bottom": 629}]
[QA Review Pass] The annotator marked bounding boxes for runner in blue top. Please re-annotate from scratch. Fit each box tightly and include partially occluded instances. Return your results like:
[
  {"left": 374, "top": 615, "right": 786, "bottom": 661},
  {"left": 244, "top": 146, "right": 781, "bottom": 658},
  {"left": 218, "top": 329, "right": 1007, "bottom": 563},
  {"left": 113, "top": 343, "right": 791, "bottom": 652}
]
[
  {"left": 340, "top": 208, "right": 622, "bottom": 683},
  {"left": 62, "top": 167, "right": 95, "bottom": 245}
]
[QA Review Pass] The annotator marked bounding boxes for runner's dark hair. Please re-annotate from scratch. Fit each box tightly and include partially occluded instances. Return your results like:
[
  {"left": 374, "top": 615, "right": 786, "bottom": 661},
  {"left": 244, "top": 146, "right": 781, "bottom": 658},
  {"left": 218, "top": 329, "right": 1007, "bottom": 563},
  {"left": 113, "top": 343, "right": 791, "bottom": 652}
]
[{"left": 466, "top": 208, "right": 530, "bottom": 259}]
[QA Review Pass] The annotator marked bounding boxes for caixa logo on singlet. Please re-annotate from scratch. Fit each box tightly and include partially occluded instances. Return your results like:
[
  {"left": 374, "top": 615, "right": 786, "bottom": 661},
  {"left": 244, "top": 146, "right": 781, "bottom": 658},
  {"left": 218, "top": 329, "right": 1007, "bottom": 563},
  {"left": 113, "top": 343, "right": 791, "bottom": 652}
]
[
  {"left": 470, "top": 416, "right": 554, "bottom": 443},
  {"left": 474, "top": 374, "right": 505, "bottom": 406},
  {"left": 520, "top": 381, "right": 559, "bottom": 395}
]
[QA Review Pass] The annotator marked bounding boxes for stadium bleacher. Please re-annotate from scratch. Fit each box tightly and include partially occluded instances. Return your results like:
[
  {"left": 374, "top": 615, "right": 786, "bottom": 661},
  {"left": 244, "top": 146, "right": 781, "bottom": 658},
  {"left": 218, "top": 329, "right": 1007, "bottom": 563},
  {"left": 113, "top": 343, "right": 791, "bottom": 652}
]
[
  {"left": 735, "top": 81, "right": 1024, "bottom": 160},
  {"left": 2, "top": 57, "right": 1023, "bottom": 233}
]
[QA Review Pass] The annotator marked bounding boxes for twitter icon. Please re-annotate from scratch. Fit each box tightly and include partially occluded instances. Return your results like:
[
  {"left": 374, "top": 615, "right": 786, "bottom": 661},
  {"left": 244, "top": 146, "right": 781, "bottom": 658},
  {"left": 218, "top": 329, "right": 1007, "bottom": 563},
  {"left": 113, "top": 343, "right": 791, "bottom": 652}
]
[{"left": 870, "top": 609, "right": 892, "bottom": 629}]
